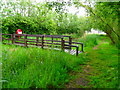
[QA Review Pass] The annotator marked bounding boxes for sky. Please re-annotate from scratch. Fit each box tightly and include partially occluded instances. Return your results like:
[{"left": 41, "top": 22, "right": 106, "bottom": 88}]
[
  {"left": 65, "top": 5, "right": 86, "bottom": 16},
  {"left": 30, "top": 0, "right": 87, "bottom": 16},
  {"left": 2, "top": 0, "right": 87, "bottom": 17}
]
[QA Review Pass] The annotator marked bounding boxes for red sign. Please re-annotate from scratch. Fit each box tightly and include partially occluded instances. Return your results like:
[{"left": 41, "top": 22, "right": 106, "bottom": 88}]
[
  {"left": 16, "top": 29, "right": 22, "bottom": 39},
  {"left": 16, "top": 29, "right": 22, "bottom": 34}
]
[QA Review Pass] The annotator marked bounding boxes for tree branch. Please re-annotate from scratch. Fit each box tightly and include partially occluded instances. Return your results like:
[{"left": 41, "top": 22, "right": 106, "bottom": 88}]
[{"left": 79, "top": 2, "right": 120, "bottom": 40}]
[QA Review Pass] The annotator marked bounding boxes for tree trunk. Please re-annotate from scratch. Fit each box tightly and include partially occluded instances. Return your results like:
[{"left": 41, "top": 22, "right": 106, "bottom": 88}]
[{"left": 105, "top": 31, "right": 115, "bottom": 44}]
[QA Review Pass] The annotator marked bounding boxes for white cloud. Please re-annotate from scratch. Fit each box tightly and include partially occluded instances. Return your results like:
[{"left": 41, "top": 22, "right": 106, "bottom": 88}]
[
  {"left": 67, "top": 5, "right": 86, "bottom": 16},
  {"left": 33, "top": 0, "right": 87, "bottom": 16}
]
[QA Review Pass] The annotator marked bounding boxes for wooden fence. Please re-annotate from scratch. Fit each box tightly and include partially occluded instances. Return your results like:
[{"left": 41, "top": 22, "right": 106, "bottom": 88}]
[{"left": 2, "top": 34, "right": 84, "bottom": 56}]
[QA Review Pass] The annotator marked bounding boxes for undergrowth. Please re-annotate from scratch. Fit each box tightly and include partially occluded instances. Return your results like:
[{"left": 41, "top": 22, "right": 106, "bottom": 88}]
[{"left": 2, "top": 45, "right": 86, "bottom": 88}]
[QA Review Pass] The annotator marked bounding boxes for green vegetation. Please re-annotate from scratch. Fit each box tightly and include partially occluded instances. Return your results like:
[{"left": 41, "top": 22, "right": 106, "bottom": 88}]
[
  {"left": 2, "top": 44, "right": 86, "bottom": 88},
  {"left": 77, "top": 34, "right": 100, "bottom": 47},
  {"left": 2, "top": 34, "right": 118, "bottom": 88},
  {"left": 73, "top": 1, "right": 119, "bottom": 45},
  {"left": 66, "top": 34, "right": 118, "bottom": 88},
  {"left": 1, "top": 1, "right": 119, "bottom": 46},
  {"left": 86, "top": 42, "right": 118, "bottom": 88},
  {"left": 89, "top": 2, "right": 119, "bottom": 45},
  {"left": 1, "top": 0, "right": 91, "bottom": 36},
  {"left": 1, "top": 0, "right": 119, "bottom": 89}
]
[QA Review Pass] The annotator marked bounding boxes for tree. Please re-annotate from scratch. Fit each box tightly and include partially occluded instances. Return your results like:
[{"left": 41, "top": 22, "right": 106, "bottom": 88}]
[
  {"left": 2, "top": 0, "right": 91, "bottom": 37},
  {"left": 89, "top": 2, "right": 119, "bottom": 45},
  {"left": 73, "top": 1, "right": 119, "bottom": 45}
]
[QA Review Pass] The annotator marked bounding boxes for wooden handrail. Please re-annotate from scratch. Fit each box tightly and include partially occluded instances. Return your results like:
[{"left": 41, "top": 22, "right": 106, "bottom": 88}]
[{"left": 2, "top": 33, "right": 84, "bottom": 56}]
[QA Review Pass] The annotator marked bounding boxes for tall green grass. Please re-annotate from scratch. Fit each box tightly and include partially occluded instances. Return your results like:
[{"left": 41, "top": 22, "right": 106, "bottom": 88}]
[
  {"left": 86, "top": 42, "right": 118, "bottom": 88},
  {"left": 2, "top": 45, "right": 86, "bottom": 88},
  {"left": 78, "top": 34, "right": 100, "bottom": 47}
]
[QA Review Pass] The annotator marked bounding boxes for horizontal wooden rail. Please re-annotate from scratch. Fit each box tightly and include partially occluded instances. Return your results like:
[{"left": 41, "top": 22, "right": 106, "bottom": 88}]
[
  {"left": 2, "top": 38, "right": 12, "bottom": 40},
  {"left": 2, "top": 34, "right": 12, "bottom": 35},
  {"left": 44, "top": 40, "right": 61, "bottom": 42}
]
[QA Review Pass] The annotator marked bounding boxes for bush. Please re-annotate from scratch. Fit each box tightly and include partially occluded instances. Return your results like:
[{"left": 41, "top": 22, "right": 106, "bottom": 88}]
[{"left": 78, "top": 34, "right": 100, "bottom": 47}]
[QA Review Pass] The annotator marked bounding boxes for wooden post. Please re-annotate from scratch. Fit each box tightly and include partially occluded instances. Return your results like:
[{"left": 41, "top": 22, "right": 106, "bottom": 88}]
[
  {"left": 52, "top": 36, "right": 53, "bottom": 44},
  {"left": 51, "top": 36, "right": 53, "bottom": 48},
  {"left": 24, "top": 35, "right": 27, "bottom": 47},
  {"left": 8, "top": 35, "right": 10, "bottom": 44},
  {"left": 81, "top": 44, "right": 84, "bottom": 52},
  {"left": 12, "top": 34, "right": 15, "bottom": 44},
  {"left": 36, "top": 36, "right": 39, "bottom": 46},
  {"left": 69, "top": 37, "right": 72, "bottom": 50},
  {"left": 61, "top": 38, "right": 65, "bottom": 51},
  {"left": 76, "top": 46, "right": 79, "bottom": 56},
  {"left": 41, "top": 36, "right": 44, "bottom": 48}
]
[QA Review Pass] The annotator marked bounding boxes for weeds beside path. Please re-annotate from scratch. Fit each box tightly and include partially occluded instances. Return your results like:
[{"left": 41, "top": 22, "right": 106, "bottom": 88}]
[{"left": 66, "top": 40, "right": 118, "bottom": 88}]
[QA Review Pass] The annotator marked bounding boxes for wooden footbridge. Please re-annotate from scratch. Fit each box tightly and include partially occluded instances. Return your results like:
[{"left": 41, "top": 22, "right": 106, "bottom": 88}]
[{"left": 2, "top": 34, "right": 84, "bottom": 56}]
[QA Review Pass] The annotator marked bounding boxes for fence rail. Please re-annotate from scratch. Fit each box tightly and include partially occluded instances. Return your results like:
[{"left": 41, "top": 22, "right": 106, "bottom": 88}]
[{"left": 2, "top": 33, "right": 84, "bottom": 56}]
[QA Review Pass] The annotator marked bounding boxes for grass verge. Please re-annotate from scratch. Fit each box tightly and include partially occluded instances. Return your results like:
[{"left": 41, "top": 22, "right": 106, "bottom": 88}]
[{"left": 2, "top": 44, "right": 86, "bottom": 88}]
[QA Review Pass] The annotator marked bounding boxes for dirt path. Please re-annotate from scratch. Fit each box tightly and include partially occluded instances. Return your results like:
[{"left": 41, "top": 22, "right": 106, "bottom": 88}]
[
  {"left": 66, "top": 64, "right": 93, "bottom": 88},
  {"left": 66, "top": 41, "right": 104, "bottom": 88},
  {"left": 66, "top": 61, "right": 96, "bottom": 88}
]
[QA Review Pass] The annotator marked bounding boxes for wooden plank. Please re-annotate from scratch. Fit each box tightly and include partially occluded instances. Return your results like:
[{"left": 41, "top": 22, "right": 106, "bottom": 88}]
[
  {"left": 64, "top": 41, "right": 69, "bottom": 43},
  {"left": 44, "top": 40, "right": 61, "bottom": 42},
  {"left": 72, "top": 42, "right": 83, "bottom": 44},
  {"left": 61, "top": 38, "right": 65, "bottom": 51},
  {"left": 76, "top": 46, "right": 79, "bottom": 56},
  {"left": 44, "top": 35, "right": 70, "bottom": 38},
  {"left": 52, "top": 37, "right": 53, "bottom": 44},
  {"left": 27, "top": 34, "right": 43, "bottom": 37},
  {"left": 81, "top": 44, "right": 84, "bottom": 52},
  {"left": 61, "top": 35, "right": 70, "bottom": 37},
  {"left": 24, "top": 35, "right": 27, "bottom": 47},
  {"left": 2, "top": 38, "right": 11, "bottom": 40},
  {"left": 12, "top": 34, "right": 15, "bottom": 44},
  {"left": 14, "top": 39, "right": 24, "bottom": 42},
  {"left": 41, "top": 36, "right": 44, "bottom": 48},
  {"left": 36, "top": 36, "right": 39, "bottom": 46},
  {"left": 15, "top": 41, "right": 24, "bottom": 43},
  {"left": 2, "top": 34, "right": 12, "bottom": 35},
  {"left": 27, "top": 41, "right": 42, "bottom": 43},
  {"left": 43, "top": 35, "right": 62, "bottom": 38},
  {"left": 69, "top": 37, "right": 72, "bottom": 50},
  {"left": 14, "top": 42, "right": 25, "bottom": 44}
]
